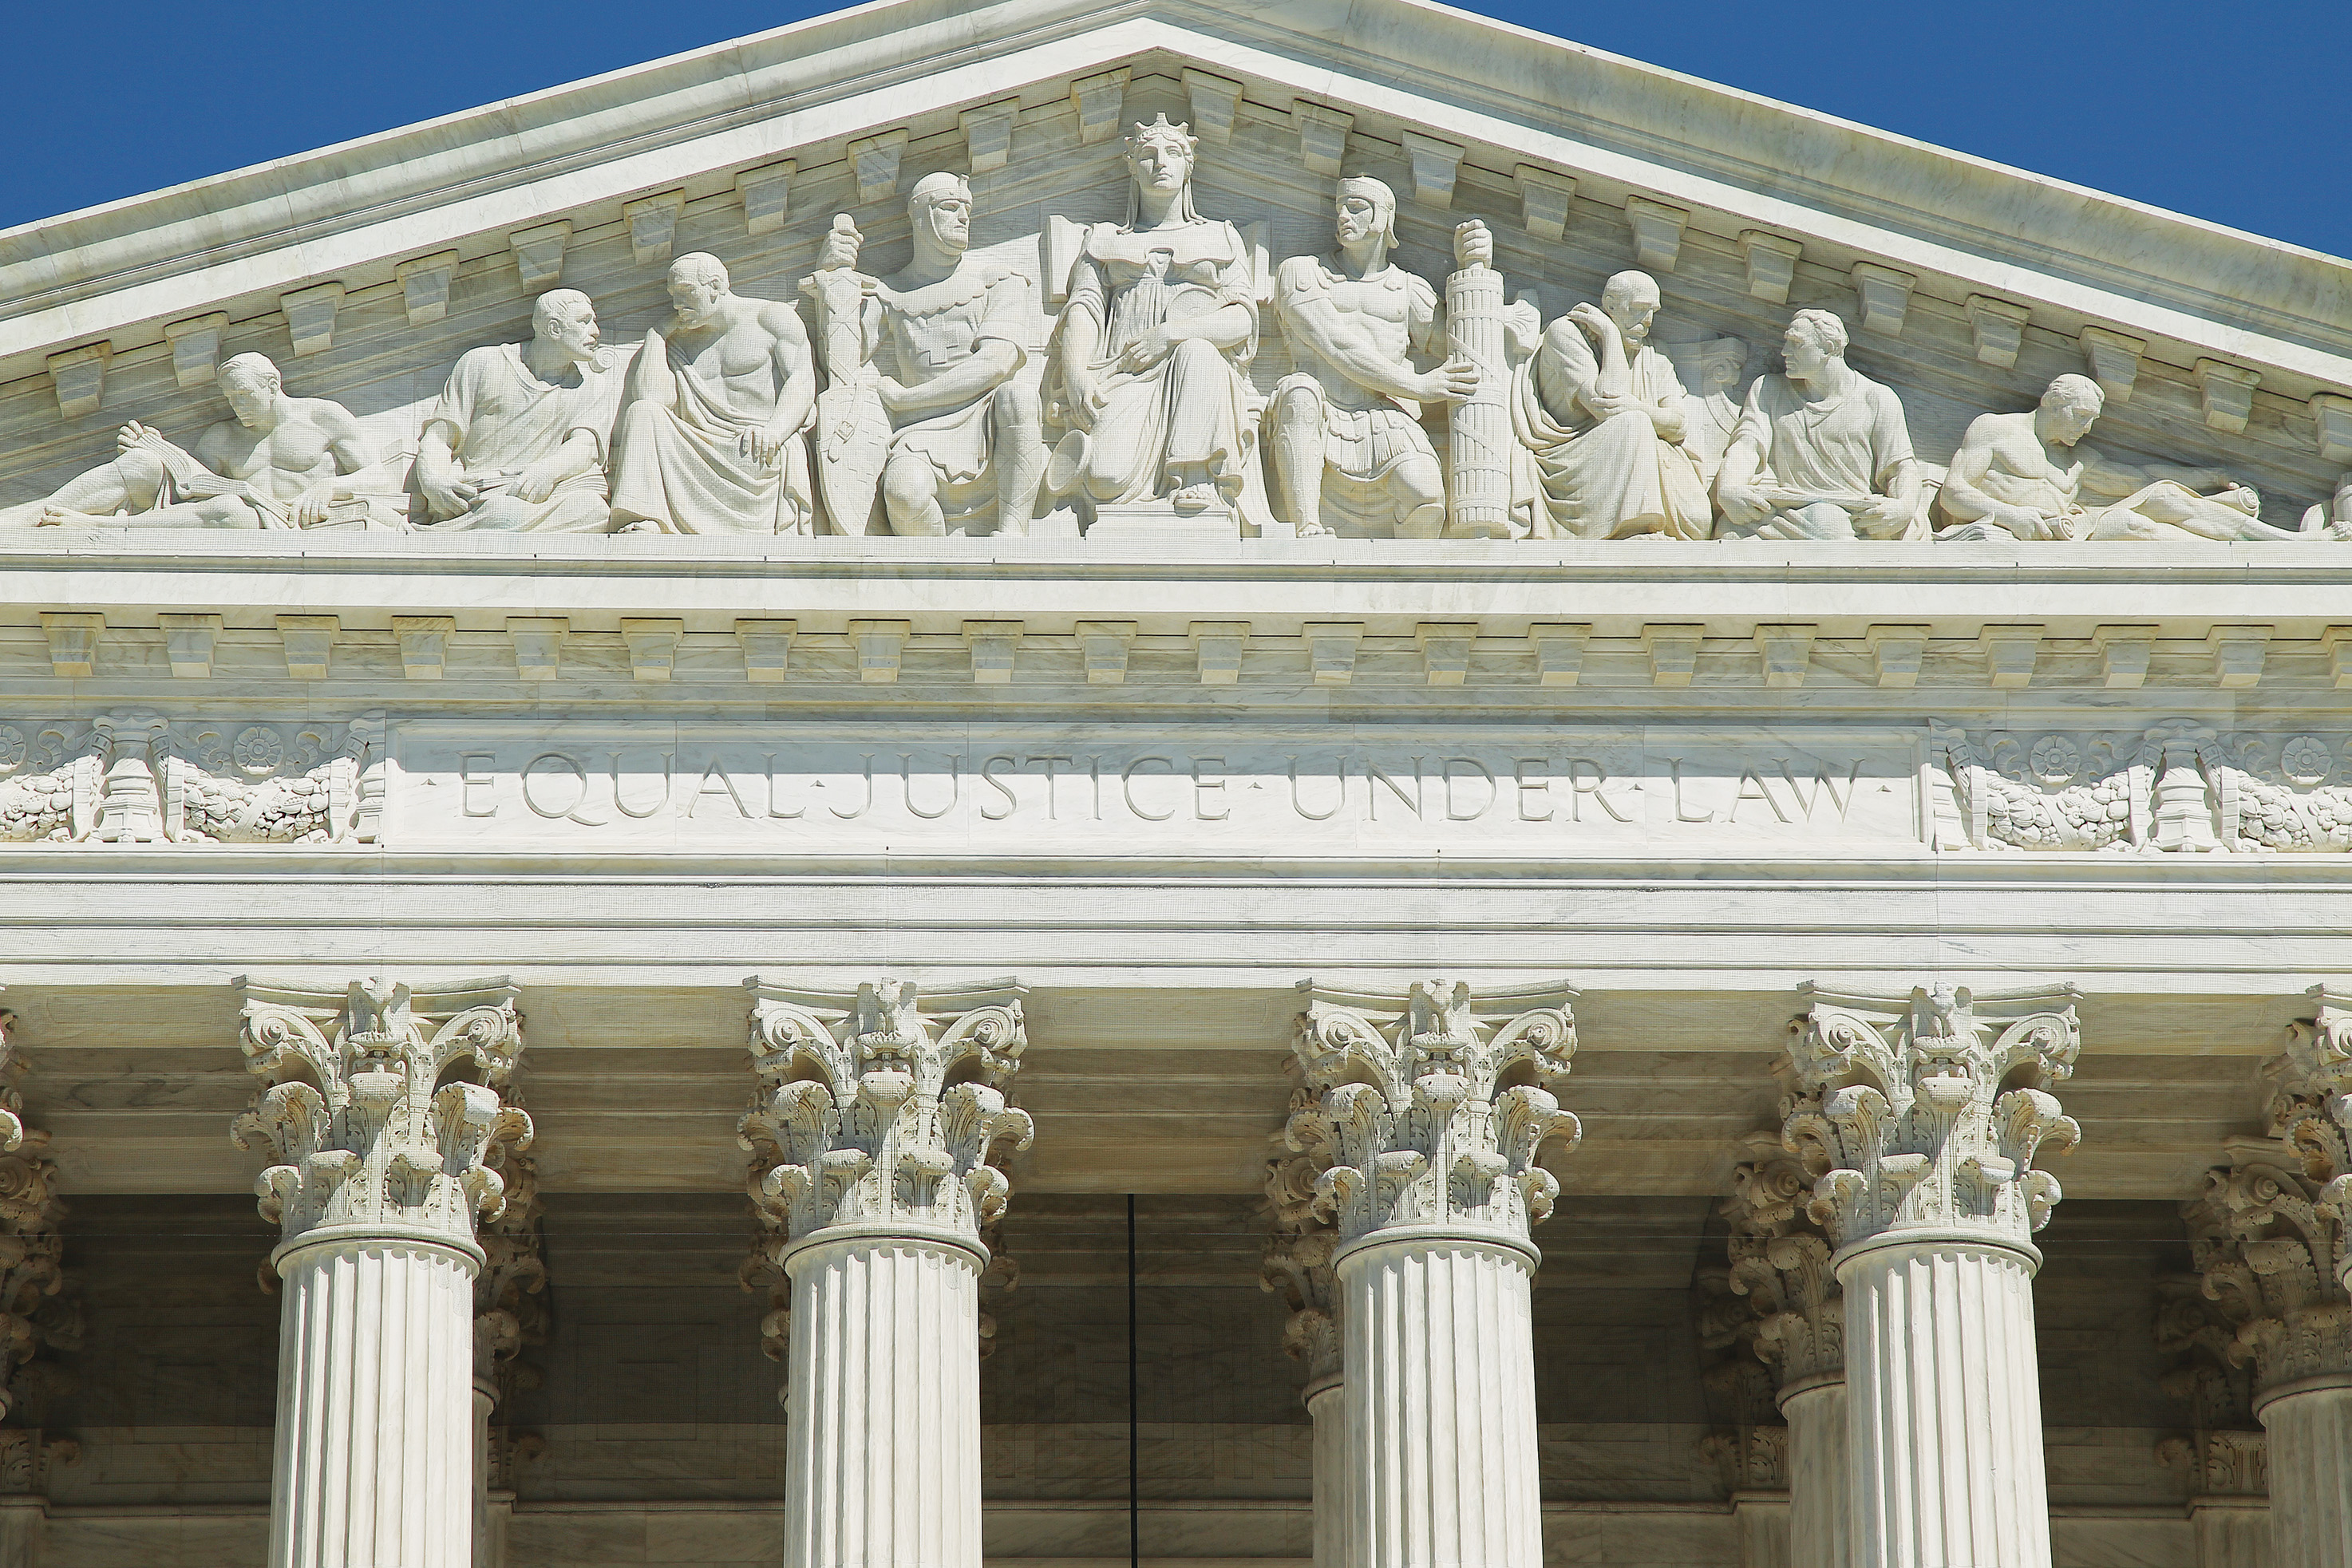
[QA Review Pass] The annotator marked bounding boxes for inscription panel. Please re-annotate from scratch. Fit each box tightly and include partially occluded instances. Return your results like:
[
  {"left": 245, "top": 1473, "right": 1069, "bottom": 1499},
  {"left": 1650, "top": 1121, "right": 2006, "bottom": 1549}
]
[{"left": 388, "top": 721, "right": 1926, "bottom": 858}]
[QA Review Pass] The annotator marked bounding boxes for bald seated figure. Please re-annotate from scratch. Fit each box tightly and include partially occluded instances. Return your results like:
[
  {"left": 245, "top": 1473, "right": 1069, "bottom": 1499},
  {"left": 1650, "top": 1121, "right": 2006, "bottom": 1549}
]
[
  {"left": 1939, "top": 373, "right": 2315, "bottom": 542},
  {"left": 609, "top": 252, "right": 818, "bottom": 534},
  {"left": 1512, "top": 269, "right": 1711, "bottom": 539},
  {"left": 1, "top": 353, "right": 373, "bottom": 529}
]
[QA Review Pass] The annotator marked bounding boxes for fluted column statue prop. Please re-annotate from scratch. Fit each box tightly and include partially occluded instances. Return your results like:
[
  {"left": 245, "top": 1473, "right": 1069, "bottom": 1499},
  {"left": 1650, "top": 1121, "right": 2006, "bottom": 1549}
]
[
  {"left": 1284, "top": 977, "right": 1579, "bottom": 1568},
  {"left": 232, "top": 975, "right": 528, "bottom": 1568},
  {"left": 1784, "top": 981, "right": 2081, "bottom": 1568},
  {"left": 741, "top": 978, "right": 1032, "bottom": 1568}
]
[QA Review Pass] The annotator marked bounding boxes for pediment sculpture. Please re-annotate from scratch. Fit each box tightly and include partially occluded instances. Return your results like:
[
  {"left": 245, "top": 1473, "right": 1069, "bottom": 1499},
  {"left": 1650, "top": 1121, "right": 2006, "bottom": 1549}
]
[{"left": 4, "top": 128, "right": 2348, "bottom": 547}]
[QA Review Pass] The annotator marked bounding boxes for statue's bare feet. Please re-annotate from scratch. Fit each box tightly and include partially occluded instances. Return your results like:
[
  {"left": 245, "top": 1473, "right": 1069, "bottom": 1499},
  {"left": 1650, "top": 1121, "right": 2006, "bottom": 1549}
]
[
  {"left": 1170, "top": 482, "right": 1219, "bottom": 515},
  {"left": 1296, "top": 521, "right": 1333, "bottom": 539},
  {"left": 615, "top": 518, "right": 664, "bottom": 534},
  {"left": 38, "top": 507, "right": 105, "bottom": 527}
]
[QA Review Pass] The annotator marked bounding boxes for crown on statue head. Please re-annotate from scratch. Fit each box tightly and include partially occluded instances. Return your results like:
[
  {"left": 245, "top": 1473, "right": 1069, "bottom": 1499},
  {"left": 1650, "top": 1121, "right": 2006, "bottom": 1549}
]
[{"left": 1125, "top": 113, "right": 1197, "bottom": 156}]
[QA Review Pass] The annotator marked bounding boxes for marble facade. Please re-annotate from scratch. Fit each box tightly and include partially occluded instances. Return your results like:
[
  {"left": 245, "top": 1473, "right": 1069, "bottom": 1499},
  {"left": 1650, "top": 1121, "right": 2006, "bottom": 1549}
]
[{"left": 5, "top": 0, "right": 2352, "bottom": 1564}]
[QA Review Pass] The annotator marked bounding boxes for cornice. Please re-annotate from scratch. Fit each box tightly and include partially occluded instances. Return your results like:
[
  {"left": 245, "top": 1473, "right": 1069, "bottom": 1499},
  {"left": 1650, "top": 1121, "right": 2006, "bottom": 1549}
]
[{"left": 2, "top": 0, "right": 2348, "bottom": 403}]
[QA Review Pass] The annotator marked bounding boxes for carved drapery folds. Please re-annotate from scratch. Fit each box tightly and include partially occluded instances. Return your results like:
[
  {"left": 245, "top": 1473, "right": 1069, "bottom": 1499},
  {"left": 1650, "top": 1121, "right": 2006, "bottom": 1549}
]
[
  {"left": 740, "top": 978, "right": 1031, "bottom": 1252},
  {"left": 0, "top": 714, "right": 385, "bottom": 845},
  {"left": 232, "top": 976, "right": 529, "bottom": 1250},
  {"left": 1783, "top": 982, "right": 2081, "bottom": 1255},
  {"left": 1283, "top": 978, "right": 1579, "bottom": 1249}
]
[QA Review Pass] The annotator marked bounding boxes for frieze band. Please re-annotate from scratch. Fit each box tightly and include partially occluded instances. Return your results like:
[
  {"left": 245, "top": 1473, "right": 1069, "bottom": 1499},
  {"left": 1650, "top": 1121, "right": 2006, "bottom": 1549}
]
[{"left": 6, "top": 119, "right": 2344, "bottom": 547}]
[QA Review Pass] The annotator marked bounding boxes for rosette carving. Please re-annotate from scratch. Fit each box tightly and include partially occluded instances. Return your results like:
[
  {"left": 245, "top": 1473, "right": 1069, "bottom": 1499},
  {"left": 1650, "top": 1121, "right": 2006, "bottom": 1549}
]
[
  {"left": 231, "top": 976, "right": 530, "bottom": 1249},
  {"left": 739, "top": 978, "right": 1031, "bottom": 1248},
  {"left": 1781, "top": 982, "right": 2080, "bottom": 1253},
  {"left": 1284, "top": 978, "right": 1579, "bottom": 1246}
]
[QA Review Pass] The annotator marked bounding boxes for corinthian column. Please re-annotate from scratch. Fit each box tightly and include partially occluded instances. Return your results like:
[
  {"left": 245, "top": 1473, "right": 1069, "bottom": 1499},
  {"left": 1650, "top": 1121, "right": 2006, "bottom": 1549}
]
[
  {"left": 1263, "top": 1134, "right": 1346, "bottom": 1568},
  {"left": 741, "top": 978, "right": 1031, "bottom": 1568},
  {"left": 1285, "top": 978, "right": 1579, "bottom": 1568},
  {"left": 2182, "top": 986, "right": 2352, "bottom": 1568},
  {"left": 1718, "top": 1147, "right": 1848, "bottom": 1568},
  {"left": 472, "top": 1151, "right": 547, "bottom": 1568},
  {"left": 1785, "top": 982, "right": 2081, "bottom": 1568},
  {"left": 233, "top": 976, "right": 528, "bottom": 1568},
  {"left": 0, "top": 998, "right": 79, "bottom": 1568}
]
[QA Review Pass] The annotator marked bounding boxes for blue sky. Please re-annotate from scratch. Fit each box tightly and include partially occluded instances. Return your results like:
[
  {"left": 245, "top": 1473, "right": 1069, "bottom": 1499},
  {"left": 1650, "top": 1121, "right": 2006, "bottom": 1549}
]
[{"left": 6, "top": 1, "right": 2346, "bottom": 258}]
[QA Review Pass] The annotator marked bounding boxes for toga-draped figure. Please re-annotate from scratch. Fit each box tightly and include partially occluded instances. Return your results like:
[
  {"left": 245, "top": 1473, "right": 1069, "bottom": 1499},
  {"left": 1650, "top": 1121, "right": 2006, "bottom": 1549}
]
[
  {"left": 1512, "top": 271, "right": 1712, "bottom": 539},
  {"left": 610, "top": 253, "right": 817, "bottom": 535},
  {"left": 417, "top": 289, "right": 622, "bottom": 533},
  {"left": 1045, "top": 114, "right": 1272, "bottom": 531}
]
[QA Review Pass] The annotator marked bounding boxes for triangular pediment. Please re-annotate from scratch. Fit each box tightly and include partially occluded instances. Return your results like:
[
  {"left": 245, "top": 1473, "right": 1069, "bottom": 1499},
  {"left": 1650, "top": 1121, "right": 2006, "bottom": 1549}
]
[{"left": 5, "top": 0, "right": 2350, "bottom": 516}]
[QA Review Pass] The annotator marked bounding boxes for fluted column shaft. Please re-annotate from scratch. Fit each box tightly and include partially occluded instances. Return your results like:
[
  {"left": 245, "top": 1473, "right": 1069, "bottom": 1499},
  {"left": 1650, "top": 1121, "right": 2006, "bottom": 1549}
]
[
  {"left": 2255, "top": 1379, "right": 2352, "bottom": 1567},
  {"left": 1341, "top": 1231, "right": 1544, "bottom": 1568},
  {"left": 782, "top": 1230, "right": 985, "bottom": 1568},
  {"left": 1304, "top": 1376, "right": 1347, "bottom": 1568},
  {"left": 1781, "top": 1377, "right": 1850, "bottom": 1568},
  {"left": 1838, "top": 1235, "right": 2050, "bottom": 1568},
  {"left": 2187, "top": 1498, "right": 2274, "bottom": 1568},
  {"left": 270, "top": 1234, "right": 480, "bottom": 1568}
]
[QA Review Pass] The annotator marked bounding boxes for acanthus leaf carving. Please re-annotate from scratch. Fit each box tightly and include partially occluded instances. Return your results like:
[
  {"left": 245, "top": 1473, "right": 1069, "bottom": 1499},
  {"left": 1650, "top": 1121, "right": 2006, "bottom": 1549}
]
[
  {"left": 1782, "top": 981, "right": 2080, "bottom": 1253},
  {"left": 0, "top": 1005, "right": 73, "bottom": 1424},
  {"left": 1285, "top": 978, "right": 1577, "bottom": 1247},
  {"left": 1714, "top": 1144, "right": 1844, "bottom": 1395},
  {"left": 739, "top": 978, "right": 1030, "bottom": 1249},
  {"left": 232, "top": 976, "right": 528, "bottom": 1249},
  {"left": 1263, "top": 1083, "right": 1343, "bottom": 1392}
]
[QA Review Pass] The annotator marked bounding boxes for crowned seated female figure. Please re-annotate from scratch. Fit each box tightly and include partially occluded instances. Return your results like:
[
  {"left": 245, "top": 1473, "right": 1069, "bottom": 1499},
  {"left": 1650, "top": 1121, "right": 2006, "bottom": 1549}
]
[{"left": 1046, "top": 114, "right": 1272, "bottom": 532}]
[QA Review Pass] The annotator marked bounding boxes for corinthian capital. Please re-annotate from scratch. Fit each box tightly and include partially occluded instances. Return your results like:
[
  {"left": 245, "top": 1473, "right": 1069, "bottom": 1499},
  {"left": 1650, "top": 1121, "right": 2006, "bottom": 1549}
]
[
  {"left": 1718, "top": 1148, "right": 1844, "bottom": 1392},
  {"left": 740, "top": 978, "right": 1032, "bottom": 1248},
  {"left": 0, "top": 1004, "right": 72, "bottom": 1424},
  {"left": 231, "top": 976, "right": 530, "bottom": 1251},
  {"left": 1782, "top": 981, "right": 2080, "bottom": 1254},
  {"left": 1263, "top": 1131, "right": 1342, "bottom": 1392},
  {"left": 1284, "top": 978, "right": 1578, "bottom": 1247},
  {"left": 2184, "top": 1136, "right": 2350, "bottom": 1392},
  {"left": 2272, "top": 987, "right": 2352, "bottom": 1292}
]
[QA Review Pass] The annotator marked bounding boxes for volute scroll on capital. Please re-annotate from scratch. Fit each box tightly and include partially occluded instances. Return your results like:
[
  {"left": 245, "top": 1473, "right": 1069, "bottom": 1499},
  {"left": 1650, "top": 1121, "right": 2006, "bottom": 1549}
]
[
  {"left": 739, "top": 977, "right": 1032, "bottom": 1251},
  {"left": 231, "top": 974, "right": 529, "bottom": 1254},
  {"left": 1284, "top": 977, "right": 1579, "bottom": 1250},
  {"left": 1781, "top": 981, "right": 2081, "bottom": 1256}
]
